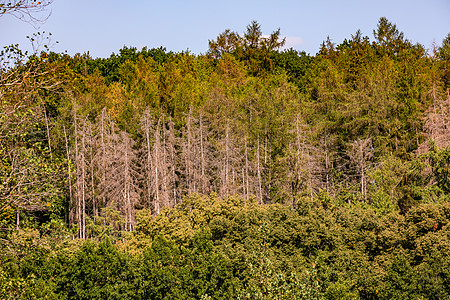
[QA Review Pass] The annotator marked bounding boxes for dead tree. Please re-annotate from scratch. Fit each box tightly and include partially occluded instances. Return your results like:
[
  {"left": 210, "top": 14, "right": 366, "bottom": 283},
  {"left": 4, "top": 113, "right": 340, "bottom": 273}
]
[
  {"left": 96, "top": 108, "right": 115, "bottom": 214},
  {"left": 0, "top": 0, "right": 53, "bottom": 24},
  {"left": 101, "top": 129, "right": 140, "bottom": 231},
  {"left": 166, "top": 120, "right": 179, "bottom": 205},
  {"left": 348, "top": 137, "right": 373, "bottom": 200},
  {"left": 141, "top": 112, "right": 176, "bottom": 215},
  {"left": 141, "top": 110, "right": 155, "bottom": 210},
  {"left": 119, "top": 131, "right": 140, "bottom": 231},
  {"left": 181, "top": 109, "right": 212, "bottom": 196},
  {"left": 419, "top": 90, "right": 450, "bottom": 152},
  {"left": 72, "top": 104, "right": 91, "bottom": 239},
  {"left": 215, "top": 120, "right": 244, "bottom": 198}
]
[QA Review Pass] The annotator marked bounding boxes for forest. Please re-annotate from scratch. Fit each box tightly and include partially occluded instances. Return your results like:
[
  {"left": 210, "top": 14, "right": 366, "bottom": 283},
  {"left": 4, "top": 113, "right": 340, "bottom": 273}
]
[{"left": 1, "top": 16, "right": 450, "bottom": 299}]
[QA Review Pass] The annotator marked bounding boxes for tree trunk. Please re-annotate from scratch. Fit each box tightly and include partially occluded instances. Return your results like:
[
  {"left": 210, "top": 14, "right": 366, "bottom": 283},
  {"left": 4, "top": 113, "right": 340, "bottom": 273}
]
[{"left": 63, "top": 124, "right": 73, "bottom": 225}]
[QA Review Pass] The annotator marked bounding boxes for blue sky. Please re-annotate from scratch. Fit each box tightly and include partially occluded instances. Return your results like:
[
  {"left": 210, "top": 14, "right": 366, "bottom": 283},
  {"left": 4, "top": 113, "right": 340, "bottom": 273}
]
[{"left": 1, "top": 0, "right": 449, "bottom": 58}]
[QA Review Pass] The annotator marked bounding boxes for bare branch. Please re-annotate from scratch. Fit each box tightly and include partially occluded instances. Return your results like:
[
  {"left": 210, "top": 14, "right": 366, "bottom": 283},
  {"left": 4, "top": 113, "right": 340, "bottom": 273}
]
[{"left": 0, "top": 0, "right": 53, "bottom": 26}]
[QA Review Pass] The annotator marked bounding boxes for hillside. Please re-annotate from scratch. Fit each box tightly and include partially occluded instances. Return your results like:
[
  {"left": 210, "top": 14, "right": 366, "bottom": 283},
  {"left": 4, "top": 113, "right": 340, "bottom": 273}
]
[{"left": 1, "top": 19, "right": 450, "bottom": 299}]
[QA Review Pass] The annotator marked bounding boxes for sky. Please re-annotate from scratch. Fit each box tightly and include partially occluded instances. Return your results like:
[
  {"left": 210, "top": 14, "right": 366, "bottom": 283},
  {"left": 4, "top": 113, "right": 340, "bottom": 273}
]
[{"left": 1, "top": 0, "right": 449, "bottom": 58}]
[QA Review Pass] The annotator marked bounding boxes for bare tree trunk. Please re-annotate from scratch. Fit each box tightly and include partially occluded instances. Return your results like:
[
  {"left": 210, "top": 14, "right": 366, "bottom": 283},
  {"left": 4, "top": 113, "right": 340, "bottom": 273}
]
[
  {"left": 124, "top": 135, "right": 132, "bottom": 231},
  {"left": 161, "top": 115, "right": 169, "bottom": 208},
  {"left": 200, "top": 115, "right": 206, "bottom": 194},
  {"left": 185, "top": 110, "right": 194, "bottom": 194},
  {"left": 349, "top": 138, "right": 373, "bottom": 202},
  {"left": 43, "top": 106, "right": 52, "bottom": 160},
  {"left": 86, "top": 124, "right": 96, "bottom": 224},
  {"left": 16, "top": 208, "right": 19, "bottom": 230},
  {"left": 154, "top": 118, "right": 161, "bottom": 215},
  {"left": 325, "top": 137, "right": 330, "bottom": 194},
  {"left": 142, "top": 111, "right": 173, "bottom": 214},
  {"left": 257, "top": 139, "right": 263, "bottom": 204},
  {"left": 91, "top": 142, "right": 96, "bottom": 220},
  {"left": 168, "top": 121, "right": 178, "bottom": 205},
  {"left": 100, "top": 109, "right": 107, "bottom": 210},
  {"left": 295, "top": 116, "right": 301, "bottom": 193},
  {"left": 245, "top": 138, "right": 249, "bottom": 203},
  {"left": 73, "top": 102, "right": 81, "bottom": 238},
  {"left": 264, "top": 136, "right": 269, "bottom": 203},
  {"left": 63, "top": 124, "right": 73, "bottom": 224},
  {"left": 81, "top": 121, "right": 86, "bottom": 239},
  {"left": 226, "top": 122, "right": 231, "bottom": 198},
  {"left": 143, "top": 113, "right": 153, "bottom": 208}
]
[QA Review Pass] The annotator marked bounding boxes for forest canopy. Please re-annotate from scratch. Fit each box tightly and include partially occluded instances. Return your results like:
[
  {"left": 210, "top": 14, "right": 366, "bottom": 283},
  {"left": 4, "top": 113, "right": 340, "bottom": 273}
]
[{"left": 1, "top": 19, "right": 450, "bottom": 299}]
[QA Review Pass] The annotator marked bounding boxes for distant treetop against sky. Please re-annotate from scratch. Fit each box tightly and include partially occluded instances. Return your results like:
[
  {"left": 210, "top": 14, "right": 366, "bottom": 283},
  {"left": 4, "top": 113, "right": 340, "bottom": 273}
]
[{"left": 1, "top": 0, "right": 449, "bottom": 58}]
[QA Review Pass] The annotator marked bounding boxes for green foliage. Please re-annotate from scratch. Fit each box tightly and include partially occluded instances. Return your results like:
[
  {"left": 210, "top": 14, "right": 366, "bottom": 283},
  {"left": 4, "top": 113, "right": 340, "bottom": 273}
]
[
  {"left": 56, "top": 240, "right": 136, "bottom": 299},
  {"left": 88, "top": 46, "right": 172, "bottom": 85},
  {"left": 367, "top": 155, "right": 406, "bottom": 214},
  {"left": 2, "top": 195, "right": 450, "bottom": 299},
  {"left": 272, "top": 49, "right": 311, "bottom": 91},
  {"left": 427, "top": 143, "right": 450, "bottom": 194},
  {"left": 208, "top": 20, "right": 286, "bottom": 75},
  {"left": 138, "top": 232, "right": 237, "bottom": 299}
]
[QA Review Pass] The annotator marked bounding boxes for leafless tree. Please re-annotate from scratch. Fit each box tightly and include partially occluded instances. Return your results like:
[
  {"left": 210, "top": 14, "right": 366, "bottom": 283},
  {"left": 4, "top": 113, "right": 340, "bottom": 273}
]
[
  {"left": 181, "top": 108, "right": 212, "bottom": 196},
  {"left": 215, "top": 120, "right": 246, "bottom": 198},
  {"left": 99, "top": 127, "right": 140, "bottom": 231},
  {"left": 141, "top": 112, "right": 176, "bottom": 215},
  {"left": 256, "top": 138, "right": 263, "bottom": 204},
  {"left": 0, "top": 0, "right": 53, "bottom": 25},
  {"left": 166, "top": 119, "right": 179, "bottom": 205},
  {"left": 418, "top": 89, "right": 450, "bottom": 152},
  {"left": 141, "top": 110, "right": 155, "bottom": 210},
  {"left": 348, "top": 137, "right": 374, "bottom": 200},
  {"left": 72, "top": 102, "right": 95, "bottom": 239}
]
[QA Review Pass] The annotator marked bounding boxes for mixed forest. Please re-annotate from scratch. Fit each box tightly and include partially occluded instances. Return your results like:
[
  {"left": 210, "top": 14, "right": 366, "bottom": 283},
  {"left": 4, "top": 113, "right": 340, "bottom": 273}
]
[{"left": 1, "top": 16, "right": 450, "bottom": 299}]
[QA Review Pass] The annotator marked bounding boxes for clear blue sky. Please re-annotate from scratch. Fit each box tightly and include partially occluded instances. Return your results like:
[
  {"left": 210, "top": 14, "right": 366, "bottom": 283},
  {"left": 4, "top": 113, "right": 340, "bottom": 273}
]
[{"left": 1, "top": 0, "right": 449, "bottom": 58}]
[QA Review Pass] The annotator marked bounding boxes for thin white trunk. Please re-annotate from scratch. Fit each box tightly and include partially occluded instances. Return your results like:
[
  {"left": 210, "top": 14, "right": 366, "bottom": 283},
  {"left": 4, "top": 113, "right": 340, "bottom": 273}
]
[
  {"left": 154, "top": 118, "right": 161, "bottom": 214},
  {"left": 63, "top": 124, "right": 73, "bottom": 224},
  {"left": 101, "top": 109, "right": 107, "bottom": 209},
  {"left": 145, "top": 118, "right": 152, "bottom": 208},
  {"left": 245, "top": 138, "right": 249, "bottom": 203},
  {"left": 225, "top": 122, "right": 230, "bottom": 198},
  {"left": 73, "top": 102, "right": 82, "bottom": 238},
  {"left": 257, "top": 139, "right": 263, "bottom": 204},
  {"left": 43, "top": 106, "right": 52, "bottom": 160},
  {"left": 200, "top": 116, "right": 206, "bottom": 194},
  {"left": 81, "top": 124, "right": 86, "bottom": 239}
]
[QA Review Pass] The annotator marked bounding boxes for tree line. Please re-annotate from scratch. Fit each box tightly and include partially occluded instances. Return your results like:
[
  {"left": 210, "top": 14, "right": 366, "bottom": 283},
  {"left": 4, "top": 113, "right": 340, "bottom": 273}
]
[
  {"left": 1, "top": 18, "right": 450, "bottom": 235},
  {"left": 1, "top": 17, "right": 450, "bottom": 298}
]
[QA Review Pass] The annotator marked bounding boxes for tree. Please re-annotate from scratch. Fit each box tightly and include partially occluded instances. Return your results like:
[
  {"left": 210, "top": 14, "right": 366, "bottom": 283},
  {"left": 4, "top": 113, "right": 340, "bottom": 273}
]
[
  {"left": 373, "top": 17, "right": 410, "bottom": 56},
  {"left": 208, "top": 29, "right": 241, "bottom": 60},
  {"left": 141, "top": 111, "right": 177, "bottom": 215},
  {"left": 72, "top": 106, "right": 89, "bottom": 239},
  {"left": 438, "top": 33, "right": 450, "bottom": 88},
  {"left": 216, "top": 120, "right": 243, "bottom": 198},
  {"left": 427, "top": 143, "right": 450, "bottom": 195},
  {"left": 0, "top": 42, "right": 63, "bottom": 229},
  {"left": 419, "top": 91, "right": 450, "bottom": 151},
  {"left": 103, "top": 128, "right": 140, "bottom": 231},
  {"left": 208, "top": 21, "right": 286, "bottom": 74},
  {"left": 272, "top": 49, "right": 311, "bottom": 91},
  {"left": 0, "top": 0, "right": 53, "bottom": 25},
  {"left": 181, "top": 108, "right": 212, "bottom": 195},
  {"left": 348, "top": 137, "right": 374, "bottom": 200}
]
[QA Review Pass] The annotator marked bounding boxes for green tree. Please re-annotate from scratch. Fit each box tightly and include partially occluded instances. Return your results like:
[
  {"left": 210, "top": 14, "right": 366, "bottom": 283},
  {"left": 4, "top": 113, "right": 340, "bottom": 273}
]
[{"left": 56, "top": 240, "right": 136, "bottom": 299}]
